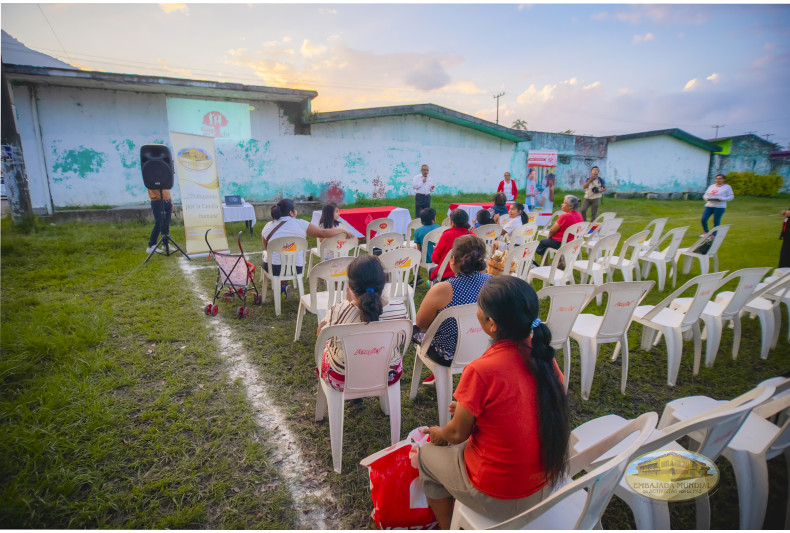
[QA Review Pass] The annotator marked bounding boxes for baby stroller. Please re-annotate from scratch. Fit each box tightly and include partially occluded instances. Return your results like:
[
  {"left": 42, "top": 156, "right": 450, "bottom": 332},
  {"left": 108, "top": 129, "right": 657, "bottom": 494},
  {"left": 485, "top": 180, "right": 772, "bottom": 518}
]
[{"left": 204, "top": 230, "right": 261, "bottom": 318}]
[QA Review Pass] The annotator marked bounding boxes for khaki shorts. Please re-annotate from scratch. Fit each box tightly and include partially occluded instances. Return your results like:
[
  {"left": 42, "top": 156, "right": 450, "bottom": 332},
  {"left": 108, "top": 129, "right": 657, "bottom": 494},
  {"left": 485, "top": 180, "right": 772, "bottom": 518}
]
[{"left": 417, "top": 441, "right": 552, "bottom": 521}]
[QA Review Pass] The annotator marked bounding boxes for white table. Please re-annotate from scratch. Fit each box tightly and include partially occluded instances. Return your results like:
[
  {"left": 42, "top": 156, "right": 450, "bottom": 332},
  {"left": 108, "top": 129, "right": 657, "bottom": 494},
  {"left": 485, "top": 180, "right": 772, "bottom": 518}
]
[
  {"left": 310, "top": 206, "right": 411, "bottom": 239},
  {"left": 223, "top": 202, "right": 257, "bottom": 235}
]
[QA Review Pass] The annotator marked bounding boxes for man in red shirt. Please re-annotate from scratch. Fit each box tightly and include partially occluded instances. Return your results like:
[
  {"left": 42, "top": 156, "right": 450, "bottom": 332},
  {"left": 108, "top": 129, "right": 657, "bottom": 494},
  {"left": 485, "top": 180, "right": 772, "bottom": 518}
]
[
  {"left": 534, "top": 195, "right": 582, "bottom": 263},
  {"left": 430, "top": 209, "right": 471, "bottom": 281}
]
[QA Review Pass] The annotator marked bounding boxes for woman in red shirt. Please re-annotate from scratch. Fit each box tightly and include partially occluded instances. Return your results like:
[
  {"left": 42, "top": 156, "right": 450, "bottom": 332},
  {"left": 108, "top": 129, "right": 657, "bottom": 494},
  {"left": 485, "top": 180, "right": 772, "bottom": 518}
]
[
  {"left": 496, "top": 171, "right": 518, "bottom": 202},
  {"left": 418, "top": 276, "right": 569, "bottom": 528},
  {"left": 429, "top": 209, "right": 471, "bottom": 281}
]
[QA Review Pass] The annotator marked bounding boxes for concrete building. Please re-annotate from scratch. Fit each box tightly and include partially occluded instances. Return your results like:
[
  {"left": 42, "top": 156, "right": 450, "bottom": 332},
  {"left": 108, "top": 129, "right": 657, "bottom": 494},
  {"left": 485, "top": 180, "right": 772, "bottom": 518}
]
[{"left": 708, "top": 134, "right": 790, "bottom": 191}]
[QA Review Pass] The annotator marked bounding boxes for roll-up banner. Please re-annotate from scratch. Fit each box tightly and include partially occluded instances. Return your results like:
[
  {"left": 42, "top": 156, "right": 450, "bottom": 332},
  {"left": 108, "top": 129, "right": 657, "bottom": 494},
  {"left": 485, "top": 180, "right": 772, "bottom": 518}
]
[
  {"left": 169, "top": 131, "right": 229, "bottom": 256},
  {"left": 527, "top": 150, "right": 558, "bottom": 192}
]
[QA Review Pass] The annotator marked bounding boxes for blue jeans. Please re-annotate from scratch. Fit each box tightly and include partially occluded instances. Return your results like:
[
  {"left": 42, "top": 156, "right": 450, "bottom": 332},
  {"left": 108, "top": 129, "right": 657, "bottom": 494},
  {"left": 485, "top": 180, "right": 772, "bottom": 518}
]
[
  {"left": 701, "top": 206, "right": 725, "bottom": 233},
  {"left": 149, "top": 199, "right": 172, "bottom": 246}
]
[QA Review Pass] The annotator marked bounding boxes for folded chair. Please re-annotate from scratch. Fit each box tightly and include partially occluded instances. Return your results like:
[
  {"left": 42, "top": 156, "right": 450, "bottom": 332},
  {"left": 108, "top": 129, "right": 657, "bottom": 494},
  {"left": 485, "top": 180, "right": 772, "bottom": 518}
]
[
  {"left": 314, "top": 319, "right": 412, "bottom": 473},
  {"left": 451, "top": 412, "right": 658, "bottom": 530}
]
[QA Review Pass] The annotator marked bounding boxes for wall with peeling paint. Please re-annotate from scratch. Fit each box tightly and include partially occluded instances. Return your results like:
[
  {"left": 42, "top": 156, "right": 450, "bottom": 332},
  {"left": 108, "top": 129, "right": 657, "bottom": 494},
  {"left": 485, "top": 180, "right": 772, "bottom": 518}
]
[
  {"left": 517, "top": 133, "right": 608, "bottom": 190},
  {"left": 606, "top": 135, "right": 711, "bottom": 192},
  {"left": 709, "top": 135, "right": 789, "bottom": 191},
  {"left": 10, "top": 85, "right": 52, "bottom": 213}
]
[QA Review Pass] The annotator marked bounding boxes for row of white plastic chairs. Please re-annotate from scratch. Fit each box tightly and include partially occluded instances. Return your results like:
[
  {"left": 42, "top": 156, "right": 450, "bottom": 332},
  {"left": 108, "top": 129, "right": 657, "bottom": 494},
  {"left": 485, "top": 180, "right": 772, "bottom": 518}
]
[{"left": 315, "top": 311, "right": 790, "bottom": 529}]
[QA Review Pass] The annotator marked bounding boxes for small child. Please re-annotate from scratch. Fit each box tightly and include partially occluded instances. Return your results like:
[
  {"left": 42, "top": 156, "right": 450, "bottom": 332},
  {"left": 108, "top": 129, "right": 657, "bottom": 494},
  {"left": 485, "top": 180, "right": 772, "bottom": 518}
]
[
  {"left": 413, "top": 208, "right": 440, "bottom": 256},
  {"left": 475, "top": 208, "right": 493, "bottom": 228}
]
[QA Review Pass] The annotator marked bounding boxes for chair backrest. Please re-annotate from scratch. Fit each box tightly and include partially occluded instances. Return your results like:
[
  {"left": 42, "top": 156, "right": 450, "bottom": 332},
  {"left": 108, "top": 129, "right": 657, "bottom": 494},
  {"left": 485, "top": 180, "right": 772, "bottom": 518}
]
[
  {"left": 592, "top": 217, "right": 623, "bottom": 240},
  {"left": 420, "top": 226, "right": 448, "bottom": 268},
  {"left": 266, "top": 236, "right": 308, "bottom": 277},
  {"left": 594, "top": 281, "right": 655, "bottom": 339},
  {"left": 441, "top": 216, "right": 452, "bottom": 227},
  {"left": 714, "top": 267, "right": 771, "bottom": 316},
  {"left": 538, "top": 284, "right": 597, "bottom": 349},
  {"left": 405, "top": 217, "right": 422, "bottom": 242},
  {"left": 591, "top": 211, "right": 617, "bottom": 224},
  {"left": 379, "top": 247, "right": 421, "bottom": 300},
  {"left": 541, "top": 210, "right": 563, "bottom": 231},
  {"left": 496, "top": 412, "right": 658, "bottom": 530},
  {"left": 421, "top": 303, "right": 490, "bottom": 372},
  {"left": 318, "top": 234, "right": 359, "bottom": 260},
  {"left": 652, "top": 226, "right": 689, "bottom": 259},
  {"left": 365, "top": 217, "right": 394, "bottom": 242},
  {"left": 560, "top": 221, "right": 590, "bottom": 246},
  {"left": 368, "top": 231, "right": 404, "bottom": 254},
  {"left": 508, "top": 241, "right": 541, "bottom": 280},
  {"left": 434, "top": 250, "right": 454, "bottom": 282},
  {"left": 549, "top": 239, "right": 584, "bottom": 285},
  {"left": 705, "top": 224, "right": 730, "bottom": 256},
  {"left": 509, "top": 222, "right": 539, "bottom": 247},
  {"left": 307, "top": 256, "right": 354, "bottom": 313},
  {"left": 643, "top": 217, "right": 669, "bottom": 249},
  {"left": 579, "top": 232, "right": 621, "bottom": 276},
  {"left": 613, "top": 230, "right": 650, "bottom": 269},
  {"left": 213, "top": 252, "right": 251, "bottom": 287},
  {"left": 750, "top": 272, "right": 790, "bottom": 304},
  {"left": 753, "top": 377, "right": 790, "bottom": 457},
  {"left": 472, "top": 223, "right": 502, "bottom": 246},
  {"left": 314, "top": 319, "right": 412, "bottom": 395},
  {"left": 650, "top": 271, "right": 726, "bottom": 328}
]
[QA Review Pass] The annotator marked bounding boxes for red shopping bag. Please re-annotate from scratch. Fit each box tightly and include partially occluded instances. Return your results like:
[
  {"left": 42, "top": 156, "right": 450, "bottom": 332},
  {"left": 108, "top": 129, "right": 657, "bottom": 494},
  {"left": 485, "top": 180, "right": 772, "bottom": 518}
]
[{"left": 360, "top": 427, "right": 438, "bottom": 530}]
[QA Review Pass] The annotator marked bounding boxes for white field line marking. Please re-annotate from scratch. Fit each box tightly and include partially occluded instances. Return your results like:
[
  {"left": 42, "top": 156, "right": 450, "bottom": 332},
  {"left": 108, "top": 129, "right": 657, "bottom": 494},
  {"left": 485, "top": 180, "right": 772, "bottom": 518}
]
[{"left": 179, "top": 258, "right": 338, "bottom": 529}]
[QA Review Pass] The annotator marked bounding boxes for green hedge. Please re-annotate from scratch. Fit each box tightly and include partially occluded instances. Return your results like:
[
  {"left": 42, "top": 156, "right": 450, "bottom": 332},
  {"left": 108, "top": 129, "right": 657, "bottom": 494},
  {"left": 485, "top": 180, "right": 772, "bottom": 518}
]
[{"left": 725, "top": 171, "right": 783, "bottom": 197}]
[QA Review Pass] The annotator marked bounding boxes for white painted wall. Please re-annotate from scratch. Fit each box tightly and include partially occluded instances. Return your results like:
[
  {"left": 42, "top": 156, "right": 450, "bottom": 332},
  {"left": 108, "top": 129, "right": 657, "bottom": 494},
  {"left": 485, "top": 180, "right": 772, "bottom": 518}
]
[{"left": 606, "top": 135, "right": 711, "bottom": 192}]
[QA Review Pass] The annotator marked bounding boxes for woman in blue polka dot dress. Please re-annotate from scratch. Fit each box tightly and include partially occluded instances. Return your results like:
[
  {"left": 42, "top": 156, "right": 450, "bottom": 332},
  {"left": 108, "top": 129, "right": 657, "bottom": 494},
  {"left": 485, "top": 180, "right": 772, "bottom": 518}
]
[{"left": 415, "top": 234, "right": 492, "bottom": 384}]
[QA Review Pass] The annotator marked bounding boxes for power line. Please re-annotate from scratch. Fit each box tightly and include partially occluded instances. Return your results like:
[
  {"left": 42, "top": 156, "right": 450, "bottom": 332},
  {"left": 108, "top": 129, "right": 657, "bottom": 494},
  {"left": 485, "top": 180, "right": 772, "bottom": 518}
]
[
  {"left": 36, "top": 4, "right": 74, "bottom": 66},
  {"left": 711, "top": 124, "right": 725, "bottom": 138}
]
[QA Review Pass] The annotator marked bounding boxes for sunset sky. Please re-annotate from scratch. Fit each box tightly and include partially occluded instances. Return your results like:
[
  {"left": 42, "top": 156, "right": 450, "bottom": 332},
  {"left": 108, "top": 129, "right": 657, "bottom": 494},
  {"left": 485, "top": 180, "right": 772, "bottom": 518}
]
[{"left": 3, "top": 2, "right": 789, "bottom": 147}]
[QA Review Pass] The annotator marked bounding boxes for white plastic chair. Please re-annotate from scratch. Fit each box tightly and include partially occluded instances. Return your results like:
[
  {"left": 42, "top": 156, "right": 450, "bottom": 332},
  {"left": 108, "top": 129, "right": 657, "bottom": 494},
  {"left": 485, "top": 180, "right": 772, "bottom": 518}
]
[
  {"left": 472, "top": 223, "right": 502, "bottom": 259},
  {"left": 607, "top": 230, "right": 649, "bottom": 283},
  {"left": 658, "top": 376, "right": 790, "bottom": 530},
  {"left": 261, "top": 236, "right": 308, "bottom": 316},
  {"left": 572, "top": 232, "right": 621, "bottom": 305},
  {"left": 733, "top": 272, "right": 790, "bottom": 360},
  {"left": 357, "top": 217, "right": 394, "bottom": 255},
  {"left": 379, "top": 247, "right": 421, "bottom": 320},
  {"left": 638, "top": 226, "right": 689, "bottom": 291},
  {"left": 418, "top": 226, "right": 447, "bottom": 277},
  {"left": 760, "top": 268, "right": 790, "bottom": 343},
  {"left": 507, "top": 241, "right": 541, "bottom": 281},
  {"left": 440, "top": 216, "right": 452, "bottom": 227},
  {"left": 591, "top": 211, "right": 617, "bottom": 224},
  {"left": 451, "top": 412, "right": 658, "bottom": 530},
  {"left": 570, "top": 281, "right": 655, "bottom": 400},
  {"left": 668, "top": 267, "right": 770, "bottom": 368},
  {"left": 581, "top": 217, "right": 623, "bottom": 260},
  {"left": 403, "top": 217, "right": 422, "bottom": 248},
  {"left": 674, "top": 224, "right": 730, "bottom": 275},
  {"left": 570, "top": 383, "right": 775, "bottom": 530},
  {"left": 527, "top": 239, "right": 584, "bottom": 288},
  {"left": 537, "top": 210, "right": 563, "bottom": 239},
  {"left": 431, "top": 249, "right": 454, "bottom": 285},
  {"left": 537, "top": 284, "right": 597, "bottom": 393},
  {"left": 543, "top": 221, "right": 589, "bottom": 265},
  {"left": 294, "top": 256, "right": 353, "bottom": 341},
  {"left": 306, "top": 234, "right": 358, "bottom": 275},
  {"left": 508, "top": 222, "right": 539, "bottom": 251},
  {"left": 639, "top": 217, "right": 668, "bottom": 254},
  {"left": 632, "top": 271, "right": 726, "bottom": 386},
  {"left": 409, "top": 304, "right": 490, "bottom": 427},
  {"left": 314, "top": 319, "right": 412, "bottom": 473},
  {"left": 365, "top": 231, "right": 404, "bottom": 255}
]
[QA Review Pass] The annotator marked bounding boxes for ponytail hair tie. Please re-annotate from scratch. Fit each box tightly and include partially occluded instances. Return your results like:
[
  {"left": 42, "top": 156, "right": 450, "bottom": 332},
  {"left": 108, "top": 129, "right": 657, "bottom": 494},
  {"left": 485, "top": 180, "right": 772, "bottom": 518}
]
[
  {"left": 366, "top": 288, "right": 375, "bottom": 293},
  {"left": 532, "top": 318, "right": 541, "bottom": 328}
]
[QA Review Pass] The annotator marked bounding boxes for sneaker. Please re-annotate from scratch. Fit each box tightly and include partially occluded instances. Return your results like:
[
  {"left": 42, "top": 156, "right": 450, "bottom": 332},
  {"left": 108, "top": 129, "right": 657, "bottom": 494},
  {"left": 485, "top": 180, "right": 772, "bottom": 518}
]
[
  {"left": 146, "top": 245, "right": 161, "bottom": 254},
  {"left": 285, "top": 284, "right": 294, "bottom": 300},
  {"left": 423, "top": 374, "right": 435, "bottom": 386}
]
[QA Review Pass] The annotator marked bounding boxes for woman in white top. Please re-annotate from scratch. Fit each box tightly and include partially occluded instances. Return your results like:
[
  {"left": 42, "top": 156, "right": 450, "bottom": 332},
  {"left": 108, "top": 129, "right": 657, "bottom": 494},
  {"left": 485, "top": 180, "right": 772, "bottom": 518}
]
[
  {"left": 701, "top": 173, "right": 734, "bottom": 234},
  {"left": 262, "top": 198, "right": 353, "bottom": 294},
  {"left": 535, "top": 173, "right": 555, "bottom": 226}
]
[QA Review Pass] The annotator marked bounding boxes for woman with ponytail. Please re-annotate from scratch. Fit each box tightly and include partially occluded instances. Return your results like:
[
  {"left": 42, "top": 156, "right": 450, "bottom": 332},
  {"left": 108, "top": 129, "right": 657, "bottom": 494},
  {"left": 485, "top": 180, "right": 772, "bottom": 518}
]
[
  {"left": 317, "top": 255, "right": 409, "bottom": 392},
  {"left": 418, "top": 276, "right": 569, "bottom": 529}
]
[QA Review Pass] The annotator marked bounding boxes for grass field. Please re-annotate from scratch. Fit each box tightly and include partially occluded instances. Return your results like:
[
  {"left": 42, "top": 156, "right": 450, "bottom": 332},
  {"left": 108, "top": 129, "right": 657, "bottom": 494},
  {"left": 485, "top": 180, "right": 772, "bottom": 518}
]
[{"left": 2, "top": 191, "right": 789, "bottom": 528}]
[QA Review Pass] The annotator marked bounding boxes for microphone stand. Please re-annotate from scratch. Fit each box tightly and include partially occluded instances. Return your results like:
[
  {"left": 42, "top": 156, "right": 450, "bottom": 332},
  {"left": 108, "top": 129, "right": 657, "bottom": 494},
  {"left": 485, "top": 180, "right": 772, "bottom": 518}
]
[{"left": 144, "top": 188, "right": 190, "bottom": 263}]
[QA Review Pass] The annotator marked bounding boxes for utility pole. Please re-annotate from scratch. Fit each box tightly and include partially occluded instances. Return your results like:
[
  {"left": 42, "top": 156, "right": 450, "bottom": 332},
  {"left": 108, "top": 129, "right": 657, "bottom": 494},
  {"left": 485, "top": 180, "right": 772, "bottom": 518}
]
[
  {"left": 1, "top": 60, "right": 34, "bottom": 224},
  {"left": 764, "top": 133, "right": 774, "bottom": 142},
  {"left": 711, "top": 124, "right": 725, "bottom": 139},
  {"left": 493, "top": 92, "right": 505, "bottom": 125}
]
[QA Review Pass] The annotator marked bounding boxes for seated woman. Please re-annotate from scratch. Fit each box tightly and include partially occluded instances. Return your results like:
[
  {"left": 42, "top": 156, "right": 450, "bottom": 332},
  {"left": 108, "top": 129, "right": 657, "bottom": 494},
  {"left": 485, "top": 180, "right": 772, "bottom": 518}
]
[
  {"left": 418, "top": 276, "right": 569, "bottom": 529},
  {"left": 317, "top": 202, "right": 341, "bottom": 237},
  {"left": 491, "top": 202, "right": 529, "bottom": 253},
  {"left": 430, "top": 209, "right": 471, "bottom": 282},
  {"left": 534, "top": 194, "right": 582, "bottom": 263},
  {"left": 318, "top": 255, "right": 409, "bottom": 392},
  {"left": 474, "top": 208, "right": 493, "bottom": 229},
  {"left": 262, "top": 198, "right": 353, "bottom": 297},
  {"left": 416, "top": 235, "right": 491, "bottom": 384}
]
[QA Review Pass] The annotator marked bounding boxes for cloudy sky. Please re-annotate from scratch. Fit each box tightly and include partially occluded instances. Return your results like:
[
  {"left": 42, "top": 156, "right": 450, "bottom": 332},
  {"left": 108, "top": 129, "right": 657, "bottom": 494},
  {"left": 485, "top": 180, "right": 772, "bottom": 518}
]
[{"left": 3, "top": 3, "right": 790, "bottom": 147}]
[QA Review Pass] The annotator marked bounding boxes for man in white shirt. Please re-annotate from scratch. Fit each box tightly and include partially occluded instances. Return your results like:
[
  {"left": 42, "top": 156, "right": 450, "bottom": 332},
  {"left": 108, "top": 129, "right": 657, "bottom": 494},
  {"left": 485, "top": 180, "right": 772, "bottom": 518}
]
[{"left": 412, "top": 164, "right": 435, "bottom": 218}]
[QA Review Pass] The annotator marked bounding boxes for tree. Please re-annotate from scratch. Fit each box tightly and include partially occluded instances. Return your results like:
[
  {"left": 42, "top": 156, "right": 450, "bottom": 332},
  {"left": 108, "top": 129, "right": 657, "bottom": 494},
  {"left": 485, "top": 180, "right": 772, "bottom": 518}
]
[
  {"left": 511, "top": 119, "right": 528, "bottom": 131},
  {"left": 558, "top": 129, "right": 575, "bottom": 134}
]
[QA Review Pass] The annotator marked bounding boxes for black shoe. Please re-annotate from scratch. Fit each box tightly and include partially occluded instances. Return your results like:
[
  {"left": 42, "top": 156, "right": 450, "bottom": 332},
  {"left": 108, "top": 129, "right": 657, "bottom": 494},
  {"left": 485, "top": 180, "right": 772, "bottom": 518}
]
[{"left": 415, "top": 275, "right": 424, "bottom": 285}]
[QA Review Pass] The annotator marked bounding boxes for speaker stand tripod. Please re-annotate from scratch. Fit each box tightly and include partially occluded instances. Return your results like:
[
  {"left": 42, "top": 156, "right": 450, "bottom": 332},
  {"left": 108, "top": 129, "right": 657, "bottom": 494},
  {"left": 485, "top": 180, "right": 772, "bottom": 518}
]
[{"left": 144, "top": 189, "right": 191, "bottom": 263}]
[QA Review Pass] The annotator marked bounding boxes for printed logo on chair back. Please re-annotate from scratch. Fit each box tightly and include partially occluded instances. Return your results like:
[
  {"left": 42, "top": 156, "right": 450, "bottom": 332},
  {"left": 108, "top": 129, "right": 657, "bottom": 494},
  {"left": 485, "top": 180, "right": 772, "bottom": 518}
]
[
  {"left": 615, "top": 300, "right": 633, "bottom": 307},
  {"left": 485, "top": 231, "right": 497, "bottom": 239},
  {"left": 384, "top": 238, "right": 397, "bottom": 247},
  {"left": 394, "top": 258, "right": 412, "bottom": 269},
  {"left": 466, "top": 326, "right": 483, "bottom": 335},
  {"left": 330, "top": 269, "right": 347, "bottom": 277},
  {"left": 524, "top": 228, "right": 535, "bottom": 236},
  {"left": 336, "top": 240, "right": 347, "bottom": 249},
  {"left": 379, "top": 223, "right": 389, "bottom": 230},
  {"left": 625, "top": 450, "right": 720, "bottom": 502},
  {"left": 282, "top": 241, "right": 297, "bottom": 252},
  {"left": 558, "top": 305, "right": 576, "bottom": 312},
  {"left": 353, "top": 346, "right": 385, "bottom": 356}
]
